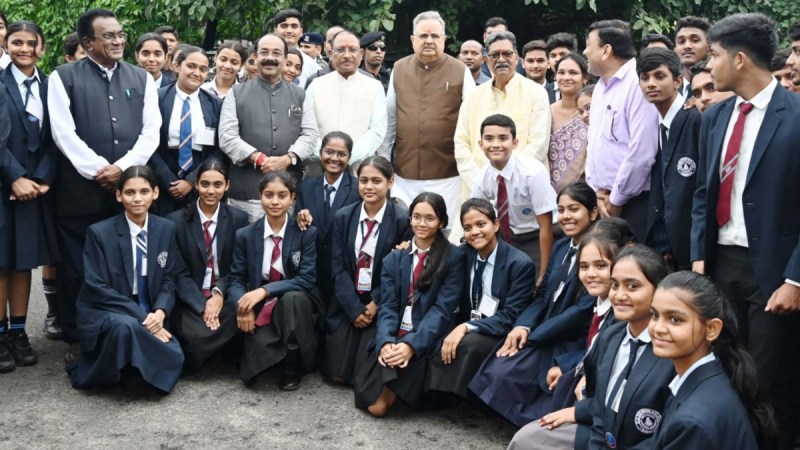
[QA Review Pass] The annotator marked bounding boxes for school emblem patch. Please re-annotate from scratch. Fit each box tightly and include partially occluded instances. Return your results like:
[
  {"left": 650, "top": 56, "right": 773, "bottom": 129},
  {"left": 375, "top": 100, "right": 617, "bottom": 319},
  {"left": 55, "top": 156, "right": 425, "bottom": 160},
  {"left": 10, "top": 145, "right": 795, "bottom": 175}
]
[
  {"left": 292, "top": 251, "right": 301, "bottom": 268},
  {"left": 522, "top": 207, "right": 533, "bottom": 216},
  {"left": 634, "top": 408, "right": 662, "bottom": 434},
  {"left": 157, "top": 251, "right": 168, "bottom": 268},
  {"left": 677, "top": 157, "right": 696, "bottom": 177}
]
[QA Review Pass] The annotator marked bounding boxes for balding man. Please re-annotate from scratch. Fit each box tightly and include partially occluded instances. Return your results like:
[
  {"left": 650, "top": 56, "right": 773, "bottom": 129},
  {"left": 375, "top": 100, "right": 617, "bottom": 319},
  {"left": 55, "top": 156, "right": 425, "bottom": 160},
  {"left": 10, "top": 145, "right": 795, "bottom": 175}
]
[{"left": 459, "top": 40, "right": 490, "bottom": 85}]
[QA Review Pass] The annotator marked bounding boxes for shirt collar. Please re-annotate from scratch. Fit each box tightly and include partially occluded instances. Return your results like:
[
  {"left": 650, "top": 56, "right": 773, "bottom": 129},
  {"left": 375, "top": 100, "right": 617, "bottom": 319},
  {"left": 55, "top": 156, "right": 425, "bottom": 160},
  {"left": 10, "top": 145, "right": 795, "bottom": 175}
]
[
  {"left": 358, "top": 200, "right": 388, "bottom": 225},
  {"left": 734, "top": 77, "right": 777, "bottom": 111},
  {"left": 668, "top": 352, "right": 717, "bottom": 396},
  {"left": 595, "top": 297, "right": 612, "bottom": 315},
  {"left": 409, "top": 238, "right": 431, "bottom": 255},
  {"left": 10, "top": 64, "right": 40, "bottom": 86},
  {"left": 324, "top": 172, "right": 345, "bottom": 191},
  {"left": 263, "top": 214, "right": 289, "bottom": 239},
  {"left": 660, "top": 94, "right": 686, "bottom": 130},
  {"left": 196, "top": 200, "right": 220, "bottom": 224},
  {"left": 603, "top": 58, "right": 636, "bottom": 85},
  {"left": 488, "top": 154, "right": 517, "bottom": 181},
  {"left": 624, "top": 324, "right": 652, "bottom": 344},
  {"left": 176, "top": 85, "right": 201, "bottom": 102},
  {"left": 477, "top": 243, "right": 498, "bottom": 265},
  {"left": 125, "top": 213, "right": 149, "bottom": 237},
  {"left": 87, "top": 56, "right": 118, "bottom": 77}
]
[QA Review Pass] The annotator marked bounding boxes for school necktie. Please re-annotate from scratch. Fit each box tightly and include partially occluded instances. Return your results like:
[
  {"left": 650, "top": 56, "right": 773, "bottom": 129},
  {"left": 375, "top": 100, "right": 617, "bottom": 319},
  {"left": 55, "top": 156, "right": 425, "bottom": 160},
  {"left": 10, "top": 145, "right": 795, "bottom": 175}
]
[
  {"left": 323, "top": 184, "right": 335, "bottom": 221},
  {"left": 202, "top": 220, "right": 216, "bottom": 298},
  {"left": 586, "top": 311, "right": 603, "bottom": 347},
  {"left": 398, "top": 251, "right": 427, "bottom": 337},
  {"left": 607, "top": 339, "right": 645, "bottom": 408},
  {"left": 716, "top": 102, "right": 754, "bottom": 227},
  {"left": 255, "top": 236, "right": 283, "bottom": 326},
  {"left": 136, "top": 230, "right": 151, "bottom": 313},
  {"left": 355, "top": 219, "right": 377, "bottom": 295},
  {"left": 496, "top": 174, "right": 512, "bottom": 242},
  {"left": 471, "top": 259, "right": 488, "bottom": 310},
  {"left": 177, "top": 97, "right": 193, "bottom": 178},
  {"left": 22, "top": 78, "right": 41, "bottom": 149}
]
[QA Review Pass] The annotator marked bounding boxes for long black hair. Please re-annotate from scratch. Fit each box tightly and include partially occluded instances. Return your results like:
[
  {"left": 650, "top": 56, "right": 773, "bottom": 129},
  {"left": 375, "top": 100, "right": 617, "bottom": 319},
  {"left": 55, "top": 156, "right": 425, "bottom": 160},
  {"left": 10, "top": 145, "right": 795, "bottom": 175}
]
[
  {"left": 409, "top": 192, "right": 450, "bottom": 292},
  {"left": 657, "top": 271, "right": 776, "bottom": 444},
  {"left": 182, "top": 158, "right": 229, "bottom": 221}
]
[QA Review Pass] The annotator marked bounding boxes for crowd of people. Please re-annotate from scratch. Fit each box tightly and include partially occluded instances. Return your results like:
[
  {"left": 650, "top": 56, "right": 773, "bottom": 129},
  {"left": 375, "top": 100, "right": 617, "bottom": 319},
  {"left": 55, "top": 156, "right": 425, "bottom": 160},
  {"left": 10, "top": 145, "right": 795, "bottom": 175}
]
[{"left": 0, "top": 5, "right": 799, "bottom": 450}]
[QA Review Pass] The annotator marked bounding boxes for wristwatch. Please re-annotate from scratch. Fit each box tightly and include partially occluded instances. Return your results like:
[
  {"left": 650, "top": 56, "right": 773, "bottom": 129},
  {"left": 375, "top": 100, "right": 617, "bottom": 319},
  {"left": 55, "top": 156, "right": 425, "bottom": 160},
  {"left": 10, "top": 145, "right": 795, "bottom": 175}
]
[{"left": 287, "top": 152, "right": 298, "bottom": 166}]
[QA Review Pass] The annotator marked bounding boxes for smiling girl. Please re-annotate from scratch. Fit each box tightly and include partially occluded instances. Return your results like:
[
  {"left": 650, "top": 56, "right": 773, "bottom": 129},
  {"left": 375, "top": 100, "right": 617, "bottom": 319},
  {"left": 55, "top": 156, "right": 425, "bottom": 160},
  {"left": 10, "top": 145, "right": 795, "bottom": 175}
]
[
  {"left": 283, "top": 48, "right": 304, "bottom": 85},
  {"left": 135, "top": 33, "right": 168, "bottom": 88},
  {"left": 202, "top": 41, "right": 246, "bottom": 99}
]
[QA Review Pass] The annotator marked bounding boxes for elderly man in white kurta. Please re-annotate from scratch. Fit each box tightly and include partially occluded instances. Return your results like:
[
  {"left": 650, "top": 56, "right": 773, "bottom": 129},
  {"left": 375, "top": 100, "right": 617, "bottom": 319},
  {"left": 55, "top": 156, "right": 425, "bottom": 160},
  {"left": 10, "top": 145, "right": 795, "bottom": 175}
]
[{"left": 303, "top": 30, "right": 387, "bottom": 174}]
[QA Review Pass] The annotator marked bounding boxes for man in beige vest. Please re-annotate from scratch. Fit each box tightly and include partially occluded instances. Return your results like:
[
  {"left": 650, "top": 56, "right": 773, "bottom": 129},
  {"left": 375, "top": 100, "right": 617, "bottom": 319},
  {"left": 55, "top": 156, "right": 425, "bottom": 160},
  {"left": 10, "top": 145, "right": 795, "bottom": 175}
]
[
  {"left": 454, "top": 31, "right": 552, "bottom": 200},
  {"left": 304, "top": 30, "right": 386, "bottom": 174},
  {"left": 379, "top": 10, "right": 475, "bottom": 228}
]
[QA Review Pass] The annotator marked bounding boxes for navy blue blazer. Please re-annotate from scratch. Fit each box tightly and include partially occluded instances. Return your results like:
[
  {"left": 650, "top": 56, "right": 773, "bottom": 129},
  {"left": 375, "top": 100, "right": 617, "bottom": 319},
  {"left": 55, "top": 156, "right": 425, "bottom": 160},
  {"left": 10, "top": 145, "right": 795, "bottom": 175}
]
[
  {"left": 459, "top": 239, "right": 534, "bottom": 336},
  {"left": 374, "top": 244, "right": 466, "bottom": 358},
  {"left": 150, "top": 85, "right": 222, "bottom": 213},
  {"left": 691, "top": 86, "right": 800, "bottom": 297},
  {"left": 167, "top": 203, "right": 248, "bottom": 314},
  {"left": 646, "top": 106, "right": 701, "bottom": 270},
  {"left": 0, "top": 84, "right": 8, "bottom": 226},
  {"left": 0, "top": 67, "right": 56, "bottom": 193},
  {"left": 295, "top": 173, "right": 361, "bottom": 243},
  {"left": 545, "top": 81, "right": 557, "bottom": 104},
  {"left": 226, "top": 215, "right": 322, "bottom": 312},
  {"left": 77, "top": 213, "right": 179, "bottom": 352},
  {"left": 643, "top": 359, "right": 758, "bottom": 450},
  {"left": 587, "top": 322, "right": 675, "bottom": 450},
  {"left": 328, "top": 200, "right": 410, "bottom": 331}
]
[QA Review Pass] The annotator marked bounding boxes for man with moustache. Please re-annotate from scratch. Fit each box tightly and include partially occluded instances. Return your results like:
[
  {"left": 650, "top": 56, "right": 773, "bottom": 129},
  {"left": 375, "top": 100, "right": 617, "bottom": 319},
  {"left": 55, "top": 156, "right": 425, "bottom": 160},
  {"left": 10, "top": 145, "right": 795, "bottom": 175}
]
[
  {"left": 360, "top": 31, "right": 392, "bottom": 91},
  {"left": 219, "top": 33, "right": 318, "bottom": 221},
  {"left": 304, "top": 30, "right": 386, "bottom": 174},
  {"left": 674, "top": 16, "right": 711, "bottom": 97},
  {"left": 459, "top": 40, "right": 490, "bottom": 85},
  {"left": 48, "top": 8, "right": 162, "bottom": 362}
]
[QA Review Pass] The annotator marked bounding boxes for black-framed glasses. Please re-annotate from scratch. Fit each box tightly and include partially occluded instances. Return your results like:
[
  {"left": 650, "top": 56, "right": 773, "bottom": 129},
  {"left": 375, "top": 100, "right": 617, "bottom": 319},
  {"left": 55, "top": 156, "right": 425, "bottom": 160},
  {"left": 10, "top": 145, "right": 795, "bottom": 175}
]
[
  {"left": 95, "top": 31, "right": 128, "bottom": 42},
  {"left": 487, "top": 50, "right": 515, "bottom": 61},
  {"left": 366, "top": 44, "right": 386, "bottom": 52}
]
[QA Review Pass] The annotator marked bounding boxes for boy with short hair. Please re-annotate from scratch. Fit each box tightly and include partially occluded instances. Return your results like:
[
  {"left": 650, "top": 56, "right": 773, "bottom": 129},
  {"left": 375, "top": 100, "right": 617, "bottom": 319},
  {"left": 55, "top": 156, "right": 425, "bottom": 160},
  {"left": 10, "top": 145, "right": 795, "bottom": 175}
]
[{"left": 472, "top": 114, "right": 556, "bottom": 285}]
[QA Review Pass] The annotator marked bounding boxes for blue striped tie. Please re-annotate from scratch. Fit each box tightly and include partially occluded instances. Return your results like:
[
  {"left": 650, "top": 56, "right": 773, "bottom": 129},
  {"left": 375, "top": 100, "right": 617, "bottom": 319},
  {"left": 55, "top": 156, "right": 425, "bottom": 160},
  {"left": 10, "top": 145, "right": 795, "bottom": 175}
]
[
  {"left": 136, "top": 230, "right": 151, "bottom": 313},
  {"left": 177, "top": 98, "right": 193, "bottom": 177}
]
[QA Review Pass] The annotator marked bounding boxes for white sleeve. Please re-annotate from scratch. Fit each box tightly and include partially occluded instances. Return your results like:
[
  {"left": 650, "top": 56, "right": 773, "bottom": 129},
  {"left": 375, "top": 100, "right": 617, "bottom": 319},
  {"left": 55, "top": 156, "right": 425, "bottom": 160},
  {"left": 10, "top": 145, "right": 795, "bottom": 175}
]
[
  {"left": 351, "top": 83, "right": 387, "bottom": 165},
  {"left": 47, "top": 71, "right": 108, "bottom": 180},
  {"left": 218, "top": 88, "right": 257, "bottom": 165},
  {"left": 461, "top": 67, "right": 477, "bottom": 101},
  {"left": 527, "top": 163, "right": 558, "bottom": 215},
  {"left": 114, "top": 74, "right": 162, "bottom": 170},
  {"left": 377, "top": 71, "right": 397, "bottom": 161},
  {"left": 288, "top": 90, "right": 320, "bottom": 162}
]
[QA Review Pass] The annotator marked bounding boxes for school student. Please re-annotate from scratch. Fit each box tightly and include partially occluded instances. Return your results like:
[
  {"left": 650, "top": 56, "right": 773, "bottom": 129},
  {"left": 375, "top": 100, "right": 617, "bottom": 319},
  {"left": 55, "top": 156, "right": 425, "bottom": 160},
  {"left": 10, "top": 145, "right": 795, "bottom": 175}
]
[
  {"left": 227, "top": 171, "right": 322, "bottom": 390},
  {"left": 354, "top": 192, "right": 466, "bottom": 417},
  {"left": 149, "top": 46, "right": 223, "bottom": 216},
  {"left": 647, "top": 271, "right": 776, "bottom": 449},
  {"left": 468, "top": 182, "right": 598, "bottom": 426},
  {"left": 636, "top": 48, "right": 701, "bottom": 270},
  {"left": 323, "top": 156, "right": 410, "bottom": 385},
  {"left": 135, "top": 33, "right": 169, "bottom": 89},
  {"left": 167, "top": 159, "right": 248, "bottom": 371},
  {"left": 62, "top": 32, "right": 87, "bottom": 63},
  {"left": 425, "top": 198, "right": 534, "bottom": 403},
  {"left": 471, "top": 114, "right": 556, "bottom": 285},
  {"left": 201, "top": 41, "right": 246, "bottom": 99},
  {"left": 0, "top": 10, "right": 9, "bottom": 69},
  {"left": 295, "top": 131, "right": 361, "bottom": 307},
  {"left": 0, "top": 21, "right": 60, "bottom": 372},
  {"left": 67, "top": 166, "right": 184, "bottom": 393},
  {"left": 283, "top": 48, "right": 304, "bottom": 86}
]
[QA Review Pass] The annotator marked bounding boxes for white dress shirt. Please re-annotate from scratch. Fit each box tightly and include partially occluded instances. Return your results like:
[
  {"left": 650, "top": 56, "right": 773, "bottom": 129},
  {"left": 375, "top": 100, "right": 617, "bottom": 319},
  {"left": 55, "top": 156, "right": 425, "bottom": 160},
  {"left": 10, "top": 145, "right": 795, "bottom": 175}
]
[
  {"left": 606, "top": 326, "right": 651, "bottom": 406},
  {"left": 0, "top": 51, "right": 11, "bottom": 69},
  {"left": 324, "top": 171, "right": 345, "bottom": 206},
  {"left": 197, "top": 200, "right": 220, "bottom": 276},
  {"left": 48, "top": 57, "right": 161, "bottom": 180},
  {"left": 10, "top": 64, "right": 43, "bottom": 126},
  {"left": 355, "top": 200, "right": 387, "bottom": 259},
  {"left": 464, "top": 244, "right": 498, "bottom": 332},
  {"left": 659, "top": 94, "right": 686, "bottom": 145},
  {"left": 126, "top": 213, "right": 150, "bottom": 295},
  {"left": 669, "top": 352, "right": 716, "bottom": 395},
  {"left": 168, "top": 87, "right": 205, "bottom": 151},
  {"left": 262, "top": 214, "right": 288, "bottom": 280}
]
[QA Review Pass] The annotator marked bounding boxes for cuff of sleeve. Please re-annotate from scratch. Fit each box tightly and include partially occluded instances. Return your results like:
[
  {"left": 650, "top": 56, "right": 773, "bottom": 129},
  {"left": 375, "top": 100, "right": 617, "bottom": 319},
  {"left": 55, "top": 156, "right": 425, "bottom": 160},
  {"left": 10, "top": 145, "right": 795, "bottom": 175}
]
[
  {"left": 786, "top": 279, "right": 800, "bottom": 288},
  {"left": 463, "top": 323, "right": 478, "bottom": 333},
  {"left": 212, "top": 287, "right": 223, "bottom": 297},
  {"left": 609, "top": 190, "right": 631, "bottom": 207}
]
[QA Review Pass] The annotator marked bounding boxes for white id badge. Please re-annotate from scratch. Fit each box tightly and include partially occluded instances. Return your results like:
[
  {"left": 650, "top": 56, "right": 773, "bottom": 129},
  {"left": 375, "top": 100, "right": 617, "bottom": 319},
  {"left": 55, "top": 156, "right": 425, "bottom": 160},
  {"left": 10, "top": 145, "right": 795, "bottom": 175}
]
[
  {"left": 478, "top": 294, "right": 499, "bottom": 317},
  {"left": 362, "top": 233, "right": 378, "bottom": 257},
  {"left": 357, "top": 267, "right": 372, "bottom": 291},
  {"left": 196, "top": 127, "right": 216, "bottom": 146},
  {"left": 610, "top": 379, "right": 626, "bottom": 413},
  {"left": 400, "top": 305, "right": 414, "bottom": 332},
  {"left": 140, "top": 257, "right": 147, "bottom": 276},
  {"left": 470, "top": 309, "right": 482, "bottom": 320},
  {"left": 202, "top": 267, "right": 213, "bottom": 290}
]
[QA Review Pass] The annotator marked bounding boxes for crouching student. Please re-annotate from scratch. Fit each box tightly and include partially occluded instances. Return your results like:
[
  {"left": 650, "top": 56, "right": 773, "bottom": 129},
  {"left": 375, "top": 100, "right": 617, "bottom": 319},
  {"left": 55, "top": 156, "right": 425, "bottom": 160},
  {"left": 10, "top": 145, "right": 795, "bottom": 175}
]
[
  {"left": 227, "top": 171, "right": 322, "bottom": 390},
  {"left": 425, "top": 198, "right": 534, "bottom": 405},
  {"left": 323, "top": 156, "right": 410, "bottom": 385},
  {"left": 67, "top": 166, "right": 184, "bottom": 393},
  {"left": 354, "top": 192, "right": 466, "bottom": 417},
  {"left": 167, "top": 159, "right": 248, "bottom": 372}
]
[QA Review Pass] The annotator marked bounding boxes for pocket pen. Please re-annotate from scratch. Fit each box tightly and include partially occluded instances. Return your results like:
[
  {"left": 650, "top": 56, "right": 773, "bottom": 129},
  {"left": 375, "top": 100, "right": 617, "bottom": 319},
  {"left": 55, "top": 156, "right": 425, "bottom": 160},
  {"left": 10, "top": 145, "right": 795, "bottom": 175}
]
[
  {"left": 126, "top": 89, "right": 131, "bottom": 98},
  {"left": 445, "top": 82, "right": 450, "bottom": 91}
]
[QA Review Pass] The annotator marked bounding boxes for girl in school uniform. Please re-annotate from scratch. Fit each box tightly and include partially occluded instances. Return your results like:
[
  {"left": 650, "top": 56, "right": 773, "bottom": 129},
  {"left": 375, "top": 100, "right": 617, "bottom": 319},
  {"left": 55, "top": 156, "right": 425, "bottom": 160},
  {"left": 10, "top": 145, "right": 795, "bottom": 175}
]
[
  {"left": 354, "top": 192, "right": 466, "bottom": 417},
  {"left": 425, "top": 198, "right": 534, "bottom": 404},
  {"left": 135, "top": 33, "right": 169, "bottom": 89},
  {"left": 647, "top": 271, "right": 776, "bottom": 450},
  {"left": 68, "top": 166, "right": 184, "bottom": 393},
  {"left": 0, "top": 21, "right": 60, "bottom": 373},
  {"left": 150, "top": 45, "right": 223, "bottom": 216},
  {"left": 167, "top": 159, "right": 248, "bottom": 372},
  {"left": 227, "top": 171, "right": 322, "bottom": 390},
  {"left": 468, "top": 181, "right": 599, "bottom": 426},
  {"left": 295, "top": 131, "right": 361, "bottom": 311},
  {"left": 322, "top": 155, "right": 410, "bottom": 385},
  {"left": 201, "top": 41, "right": 246, "bottom": 99}
]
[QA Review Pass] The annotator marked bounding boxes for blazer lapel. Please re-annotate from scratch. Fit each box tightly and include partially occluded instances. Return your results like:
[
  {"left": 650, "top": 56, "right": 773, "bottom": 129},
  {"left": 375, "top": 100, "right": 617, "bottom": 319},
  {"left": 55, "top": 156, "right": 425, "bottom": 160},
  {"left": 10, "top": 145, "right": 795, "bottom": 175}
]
[
  {"left": 313, "top": 177, "right": 328, "bottom": 230},
  {"left": 251, "top": 219, "right": 266, "bottom": 289},
  {"left": 2, "top": 70, "right": 37, "bottom": 142},
  {"left": 160, "top": 85, "right": 176, "bottom": 141},
  {"left": 331, "top": 174, "right": 353, "bottom": 211},
  {"left": 190, "top": 210, "right": 207, "bottom": 259},
  {"left": 374, "top": 202, "right": 396, "bottom": 262},
  {"left": 709, "top": 100, "right": 736, "bottom": 186},
  {"left": 614, "top": 346, "right": 659, "bottom": 434},
  {"left": 400, "top": 251, "right": 412, "bottom": 305},
  {"left": 746, "top": 88, "right": 783, "bottom": 186},
  {"left": 215, "top": 206, "right": 230, "bottom": 259},
  {"left": 346, "top": 204, "right": 361, "bottom": 268},
  {"left": 116, "top": 216, "right": 135, "bottom": 292},
  {"left": 199, "top": 91, "right": 215, "bottom": 128},
  {"left": 37, "top": 69, "right": 49, "bottom": 135},
  {"left": 147, "top": 220, "right": 162, "bottom": 300},
  {"left": 662, "top": 110, "right": 686, "bottom": 178},
  {"left": 281, "top": 217, "right": 299, "bottom": 277},
  {"left": 491, "top": 241, "right": 508, "bottom": 301}
]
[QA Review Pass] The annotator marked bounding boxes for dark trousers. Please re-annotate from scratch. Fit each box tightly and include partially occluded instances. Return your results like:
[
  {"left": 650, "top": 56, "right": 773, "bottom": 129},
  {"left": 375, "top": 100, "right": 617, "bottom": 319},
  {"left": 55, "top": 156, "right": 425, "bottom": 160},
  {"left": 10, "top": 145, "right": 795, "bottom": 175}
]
[
  {"left": 56, "top": 212, "right": 116, "bottom": 344},
  {"left": 712, "top": 245, "right": 800, "bottom": 450},
  {"left": 511, "top": 230, "right": 540, "bottom": 272},
  {"left": 620, "top": 191, "right": 650, "bottom": 244}
]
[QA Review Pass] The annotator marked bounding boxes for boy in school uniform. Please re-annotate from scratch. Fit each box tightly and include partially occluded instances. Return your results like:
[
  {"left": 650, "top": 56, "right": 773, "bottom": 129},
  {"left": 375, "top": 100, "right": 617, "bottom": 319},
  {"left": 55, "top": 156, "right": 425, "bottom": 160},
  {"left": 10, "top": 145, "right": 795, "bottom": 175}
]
[
  {"left": 471, "top": 114, "right": 556, "bottom": 286},
  {"left": 637, "top": 48, "right": 702, "bottom": 270}
]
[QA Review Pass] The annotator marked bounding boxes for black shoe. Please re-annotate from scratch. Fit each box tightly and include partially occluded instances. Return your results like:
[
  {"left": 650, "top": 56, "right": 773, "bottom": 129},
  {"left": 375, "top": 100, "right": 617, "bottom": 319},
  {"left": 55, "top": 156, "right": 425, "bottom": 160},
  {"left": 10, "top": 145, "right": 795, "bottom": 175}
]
[
  {"left": 279, "top": 369, "right": 301, "bottom": 391},
  {"left": 8, "top": 332, "right": 38, "bottom": 366},
  {"left": 44, "top": 313, "right": 62, "bottom": 340},
  {"left": 0, "top": 336, "right": 15, "bottom": 373}
]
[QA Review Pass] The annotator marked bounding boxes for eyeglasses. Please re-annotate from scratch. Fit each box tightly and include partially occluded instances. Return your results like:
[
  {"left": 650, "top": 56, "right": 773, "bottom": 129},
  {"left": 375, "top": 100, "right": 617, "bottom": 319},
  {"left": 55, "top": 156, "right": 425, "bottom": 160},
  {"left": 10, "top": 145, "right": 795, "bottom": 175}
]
[
  {"left": 414, "top": 33, "right": 444, "bottom": 41},
  {"left": 410, "top": 215, "right": 439, "bottom": 225},
  {"left": 366, "top": 44, "right": 386, "bottom": 52},
  {"left": 333, "top": 47, "right": 360, "bottom": 55},
  {"left": 322, "top": 148, "right": 349, "bottom": 159},
  {"left": 487, "top": 50, "right": 515, "bottom": 61},
  {"left": 95, "top": 31, "right": 128, "bottom": 42}
]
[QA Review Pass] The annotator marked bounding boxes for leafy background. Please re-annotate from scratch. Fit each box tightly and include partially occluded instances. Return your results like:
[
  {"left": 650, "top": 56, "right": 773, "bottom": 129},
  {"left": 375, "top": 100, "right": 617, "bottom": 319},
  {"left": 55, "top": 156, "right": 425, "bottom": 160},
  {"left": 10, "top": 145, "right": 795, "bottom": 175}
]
[{"left": 3, "top": 0, "right": 800, "bottom": 72}]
